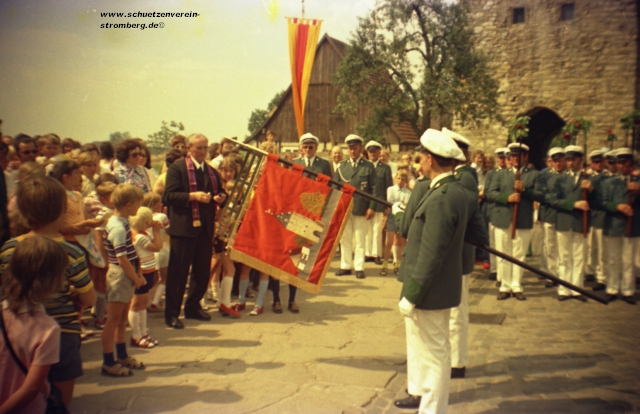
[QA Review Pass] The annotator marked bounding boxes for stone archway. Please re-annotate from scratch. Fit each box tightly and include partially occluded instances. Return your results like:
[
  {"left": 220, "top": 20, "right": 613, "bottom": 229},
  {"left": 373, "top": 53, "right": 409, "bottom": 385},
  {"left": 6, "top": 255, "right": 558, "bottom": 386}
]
[{"left": 514, "top": 107, "right": 565, "bottom": 169}]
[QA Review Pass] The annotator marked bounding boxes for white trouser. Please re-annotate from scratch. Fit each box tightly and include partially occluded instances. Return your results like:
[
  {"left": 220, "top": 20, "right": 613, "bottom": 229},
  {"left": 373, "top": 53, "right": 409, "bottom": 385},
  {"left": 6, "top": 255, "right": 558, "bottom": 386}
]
[
  {"left": 604, "top": 236, "right": 638, "bottom": 296},
  {"left": 365, "top": 212, "right": 385, "bottom": 257},
  {"left": 495, "top": 225, "right": 532, "bottom": 293},
  {"left": 557, "top": 230, "right": 585, "bottom": 296},
  {"left": 585, "top": 227, "right": 605, "bottom": 283},
  {"left": 488, "top": 223, "right": 497, "bottom": 274},
  {"left": 542, "top": 223, "right": 558, "bottom": 276},
  {"left": 449, "top": 274, "right": 469, "bottom": 368},
  {"left": 405, "top": 308, "right": 451, "bottom": 414},
  {"left": 340, "top": 215, "right": 368, "bottom": 271}
]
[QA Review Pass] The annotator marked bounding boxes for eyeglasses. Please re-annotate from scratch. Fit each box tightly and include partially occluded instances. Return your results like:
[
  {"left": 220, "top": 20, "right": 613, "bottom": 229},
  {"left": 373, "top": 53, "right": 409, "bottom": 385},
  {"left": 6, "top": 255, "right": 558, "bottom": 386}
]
[
  {"left": 129, "top": 152, "right": 142, "bottom": 157},
  {"left": 21, "top": 150, "right": 39, "bottom": 155}
]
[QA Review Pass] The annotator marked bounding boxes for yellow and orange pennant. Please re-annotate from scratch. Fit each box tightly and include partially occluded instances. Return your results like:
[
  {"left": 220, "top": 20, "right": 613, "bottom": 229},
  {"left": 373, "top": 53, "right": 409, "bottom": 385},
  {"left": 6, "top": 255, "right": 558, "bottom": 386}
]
[{"left": 287, "top": 17, "right": 322, "bottom": 137}]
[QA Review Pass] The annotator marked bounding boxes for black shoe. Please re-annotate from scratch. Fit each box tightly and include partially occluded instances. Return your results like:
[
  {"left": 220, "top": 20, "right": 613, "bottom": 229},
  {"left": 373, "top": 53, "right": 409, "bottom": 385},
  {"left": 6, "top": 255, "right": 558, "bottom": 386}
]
[
  {"left": 496, "top": 281, "right": 502, "bottom": 288},
  {"left": 335, "top": 269, "right": 352, "bottom": 276},
  {"left": 573, "top": 295, "right": 587, "bottom": 302},
  {"left": 623, "top": 295, "right": 637, "bottom": 305},
  {"left": 585, "top": 274, "right": 595, "bottom": 282},
  {"left": 355, "top": 271, "right": 366, "bottom": 279},
  {"left": 488, "top": 272, "right": 497, "bottom": 281},
  {"left": 606, "top": 294, "right": 618, "bottom": 303},
  {"left": 165, "top": 317, "right": 184, "bottom": 329},
  {"left": 374, "top": 257, "right": 383, "bottom": 266},
  {"left": 513, "top": 292, "right": 527, "bottom": 301},
  {"left": 592, "top": 283, "right": 606, "bottom": 291},
  {"left": 558, "top": 295, "right": 570, "bottom": 301},
  {"left": 451, "top": 367, "right": 466, "bottom": 378},
  {"left": 184, "top": 309, "right": 211, "bottom": 321},
  {"left": 393, "top": 395, "right": 421, "bottom": 409},
  {"left": 364, "top": 256, "right": 375, "bottom": 263},
  {"left": 545, "top": 280, "right": 557, "bottom": 288},
  {"left": 497, "top": 292, "right": 510, "bottom": 300}
]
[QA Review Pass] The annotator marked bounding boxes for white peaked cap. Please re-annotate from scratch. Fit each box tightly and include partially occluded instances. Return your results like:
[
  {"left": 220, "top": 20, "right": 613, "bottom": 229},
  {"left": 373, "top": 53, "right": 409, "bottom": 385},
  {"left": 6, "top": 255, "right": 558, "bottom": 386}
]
[
  {"left": 441, "top": 127, "right": 471, "bottom": 147},
  {"left": 548, "top": 147, "right": 565, "bottom": 158},
  {"left": 495, "top": 147, "right": 508, "bottom": 156},
  {"left": 344, "top": 134, "right": 364, "bottom": 145},
  {"left": 364, "top": 140, "right": 383, "bottom": 150},
  {"left": 564, "top": 145, "right": 584, "bottom": 155},
  {"left": 418, "top": 128, "right": 462, "bottom": 160},
  {"left": 507, "top": 142, "right": 530, "bottom": 152},
  {"left": 299, "top": 133, "right": 319, "bottom": 145}
]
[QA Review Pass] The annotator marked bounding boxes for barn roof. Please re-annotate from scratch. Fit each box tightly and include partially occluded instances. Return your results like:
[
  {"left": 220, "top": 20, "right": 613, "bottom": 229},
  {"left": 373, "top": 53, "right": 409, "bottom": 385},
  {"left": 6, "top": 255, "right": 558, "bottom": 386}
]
[{"left": 245, "top": 33, "right": 419, "bottom": 146}]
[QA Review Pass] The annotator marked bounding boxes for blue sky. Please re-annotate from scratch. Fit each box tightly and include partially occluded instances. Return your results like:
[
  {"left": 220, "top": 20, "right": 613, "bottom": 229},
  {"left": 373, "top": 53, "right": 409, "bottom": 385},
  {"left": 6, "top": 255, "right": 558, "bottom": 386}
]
[{"left": 0, "top": 0, "right": 377, "bottom": 142}]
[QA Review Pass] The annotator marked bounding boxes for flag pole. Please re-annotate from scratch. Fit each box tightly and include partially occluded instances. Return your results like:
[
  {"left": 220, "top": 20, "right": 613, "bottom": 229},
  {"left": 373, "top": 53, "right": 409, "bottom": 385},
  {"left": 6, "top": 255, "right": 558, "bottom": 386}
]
[{"left": 230, "top": 140, "right": 608, "bottom": 305}]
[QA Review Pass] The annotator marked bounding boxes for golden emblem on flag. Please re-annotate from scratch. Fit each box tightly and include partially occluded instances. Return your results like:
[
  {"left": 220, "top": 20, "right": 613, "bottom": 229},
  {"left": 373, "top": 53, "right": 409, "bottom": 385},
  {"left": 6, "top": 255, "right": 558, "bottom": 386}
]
[{"left": 300, "top": 191, "right": 326, "bottom": 216}]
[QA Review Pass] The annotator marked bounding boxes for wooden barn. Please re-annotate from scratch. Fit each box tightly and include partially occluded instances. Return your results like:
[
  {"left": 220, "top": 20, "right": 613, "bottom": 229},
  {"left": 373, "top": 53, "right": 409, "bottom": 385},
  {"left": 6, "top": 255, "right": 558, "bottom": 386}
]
[{"left": 245, "top": 34, "right": 419, "bottom": 153}]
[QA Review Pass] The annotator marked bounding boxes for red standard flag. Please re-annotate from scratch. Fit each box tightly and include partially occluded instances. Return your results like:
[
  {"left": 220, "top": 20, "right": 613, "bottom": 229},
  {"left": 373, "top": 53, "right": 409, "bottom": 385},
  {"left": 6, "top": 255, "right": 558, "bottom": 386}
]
[
  {"left": 288, "top": 17, "right": 322, "bottom": 137},
  {"left": 229, "top": 154, "right": 353, "bottom": 294}
]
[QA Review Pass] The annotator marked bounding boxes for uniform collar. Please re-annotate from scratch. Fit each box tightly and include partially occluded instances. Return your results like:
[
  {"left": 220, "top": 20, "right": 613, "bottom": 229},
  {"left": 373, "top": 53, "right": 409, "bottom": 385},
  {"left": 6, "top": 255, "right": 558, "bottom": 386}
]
[
  {"left": 191, "top": 158, "right": 204, "bottom": 171},
  {"left": 350, "top": 157, "right": 362, "bottom": 166},
  {"left": 430, "top": 172, "right": 454, "bottom": 188}
]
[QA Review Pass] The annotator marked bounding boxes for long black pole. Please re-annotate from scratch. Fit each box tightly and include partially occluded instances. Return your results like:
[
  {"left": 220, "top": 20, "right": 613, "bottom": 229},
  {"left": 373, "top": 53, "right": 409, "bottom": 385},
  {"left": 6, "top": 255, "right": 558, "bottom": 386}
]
[{"left": 234, "top": 141, "right": 608, "bottom": 305}]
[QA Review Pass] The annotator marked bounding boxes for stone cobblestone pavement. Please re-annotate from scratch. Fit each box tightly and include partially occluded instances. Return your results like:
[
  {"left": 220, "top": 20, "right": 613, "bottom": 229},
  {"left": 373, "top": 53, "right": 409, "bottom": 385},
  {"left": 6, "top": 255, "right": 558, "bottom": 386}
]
[{"left": 71, "top": 253, "right": 640, "bottom": 413}]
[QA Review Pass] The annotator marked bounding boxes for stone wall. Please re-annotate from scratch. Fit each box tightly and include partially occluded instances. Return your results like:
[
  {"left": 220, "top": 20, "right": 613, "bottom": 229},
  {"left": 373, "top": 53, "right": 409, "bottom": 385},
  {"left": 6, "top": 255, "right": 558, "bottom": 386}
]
[{"left": 458, "top": 0, "right": 638, "bottom": 158}]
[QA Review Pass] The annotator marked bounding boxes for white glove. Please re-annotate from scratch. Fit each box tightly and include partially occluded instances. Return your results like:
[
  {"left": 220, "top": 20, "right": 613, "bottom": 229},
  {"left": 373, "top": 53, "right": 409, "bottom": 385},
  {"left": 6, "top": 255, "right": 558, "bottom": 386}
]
[
  {"left": 398, "top": 297, "right": 416, "bottom": 318},
  {"left": 391, "top": 202, "right": 405, "bottom": 216}
]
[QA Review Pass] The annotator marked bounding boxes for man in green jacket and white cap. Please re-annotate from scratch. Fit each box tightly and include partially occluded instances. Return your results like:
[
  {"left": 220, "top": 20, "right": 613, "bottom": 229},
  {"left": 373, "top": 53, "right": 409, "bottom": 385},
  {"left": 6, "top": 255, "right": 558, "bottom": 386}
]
[{"left": 396, "top": 128, "right": 488, "bottom": 413}]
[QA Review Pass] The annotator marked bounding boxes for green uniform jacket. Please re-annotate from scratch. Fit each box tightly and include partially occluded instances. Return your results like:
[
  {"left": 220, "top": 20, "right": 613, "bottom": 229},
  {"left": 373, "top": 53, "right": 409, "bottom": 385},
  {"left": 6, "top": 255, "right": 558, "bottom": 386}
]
[
  {"left": 397, "top": 177, "right": 431, "bottom": 239},
  {"left": 333, "top": 157, "right": 376, "bottom": 216},
  {"left": 371, "top": 161, "right": 393, "bottom": 212},
  {"left": 603, "top": 175, "right": 640, "bottom": 237},
  {"left": 588, "top": 172, "right": 607, "bottom": 229},
  {"left": 483, "top": 167, "right": 499, "bottom": 222},
  {"left": 292, "top": 156, "right": 333, "bottom": 179},
  {"left": 487, "top": 167, "right": 543, "bottom": 229},
  {"left": 455, "top": 165, "right": 479, "bottom": 275},
  {"left": 546, "top": 171, "right": 596, "bottom": 233},
  {"left": 536, "top": 169, "right": 558, "bottom": 224},
  {"left": 398, "top": 176, "right": 489, "bottom": 310}
]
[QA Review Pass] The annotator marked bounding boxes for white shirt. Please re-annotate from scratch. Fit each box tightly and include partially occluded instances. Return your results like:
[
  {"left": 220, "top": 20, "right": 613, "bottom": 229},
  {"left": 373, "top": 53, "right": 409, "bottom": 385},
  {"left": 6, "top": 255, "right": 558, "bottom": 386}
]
[
  {"left": 386, "top": 161, "right": 398, "bottom": 177},
  {"left": 429, "top": 172, "right": 454, "bottom": 188},
  {"left": 305, "top": 156, "right": 316, "bottom": 167},
  {"left": 387, "top": 185, "right": 412, "bottom": 206},
  {"left": 350, "top": 157, "right": 362, "bottom": 167},
  {"left": 210, "top": 154, "right": 224, "bottom": 169},
  {"left": 191, "top": 158, "right": 205, "bottom": 171}
]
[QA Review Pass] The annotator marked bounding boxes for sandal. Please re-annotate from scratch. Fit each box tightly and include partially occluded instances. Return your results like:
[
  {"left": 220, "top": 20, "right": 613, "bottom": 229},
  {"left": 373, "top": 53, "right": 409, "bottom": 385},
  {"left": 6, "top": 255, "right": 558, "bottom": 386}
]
[
  {"left": 249, "top": 306, "right": 263, "bottom": 316},
  {"left": 130, "top": 336, "right": 155, "bottom": 348},
  {"left": 272, "top": 301, "right": 283, "bottom": 314},
  {"left": 94, "top": 320, "right": 106, "bottom": 330},
  {"left": 143, "top": 335, "right": 159, "bottom": 346},
  {"left": 101, "top": 363, "right": 132, "bottom": 377},
  {"left": 117, "top": 356, "right": 145, "bottom": 369},
  {"left": 148, "top": 304, "right": 163, "bottom": 312},
  {"left": 380, "top": 268, "right": 388, "bottom": 276}
]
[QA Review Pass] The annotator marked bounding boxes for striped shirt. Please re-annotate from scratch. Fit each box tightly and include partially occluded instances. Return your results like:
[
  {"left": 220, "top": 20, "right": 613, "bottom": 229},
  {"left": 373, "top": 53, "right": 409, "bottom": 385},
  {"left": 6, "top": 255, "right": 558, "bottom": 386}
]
[
  {"left": 133, "top": 232, "right": 156, "bottom": 273},
  {"left": 0, "top": 235, "right": 92, "bottom": 334},
  {"left": 103, "top": 215, "right": 139, "bottom": 267}
]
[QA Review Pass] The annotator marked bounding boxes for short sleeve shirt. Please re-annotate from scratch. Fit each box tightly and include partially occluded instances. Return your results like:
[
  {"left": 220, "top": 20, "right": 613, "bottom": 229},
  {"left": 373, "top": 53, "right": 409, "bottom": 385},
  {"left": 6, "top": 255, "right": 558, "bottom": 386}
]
[
  {"left": 0, "top": 303, "right": 60, "bottom": 414},
  {"left": 104, "top": 215, "right": 138, "bottom": 266}
]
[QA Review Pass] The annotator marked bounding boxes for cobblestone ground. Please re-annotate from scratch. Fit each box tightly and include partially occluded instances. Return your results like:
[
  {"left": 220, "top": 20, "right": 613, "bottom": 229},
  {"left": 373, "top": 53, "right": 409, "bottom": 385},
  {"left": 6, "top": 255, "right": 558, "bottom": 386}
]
[{"left": 72, "top": 253, "right": 640, "bottom": 413}]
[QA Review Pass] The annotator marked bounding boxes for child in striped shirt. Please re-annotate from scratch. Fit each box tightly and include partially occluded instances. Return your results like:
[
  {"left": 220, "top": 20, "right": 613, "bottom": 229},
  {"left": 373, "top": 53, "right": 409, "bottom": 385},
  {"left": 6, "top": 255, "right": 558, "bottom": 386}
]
[{"left": 129, "top": 206, "right": 163, "bottom": 348}]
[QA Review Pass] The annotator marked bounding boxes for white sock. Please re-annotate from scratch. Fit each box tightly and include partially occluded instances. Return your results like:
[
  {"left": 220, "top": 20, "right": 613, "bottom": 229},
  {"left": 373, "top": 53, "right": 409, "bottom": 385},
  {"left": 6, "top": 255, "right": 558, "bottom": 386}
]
[
  {"left": 212, "top": 280, "right": 220, "bottom": 301},
  {"left": 239, "top": 279, "right": 250, "bottom": 304},
  {"left": 152, "top": 284, "right": 166, "bottom": 306},
  {"left": 220, "top": 276, "right": 233, "bottom": 308},
  {"left": 392, "top": 245, "right": 399, "bottom": 264},
  {"left": 139, "top": 309, "right": 148, "bottom": 337},
  {"left": 255, "top": 279, "right": 269, "bottom": 308},
  {"left": 128, "top": 310, "right": 141, "bottom": 340}
]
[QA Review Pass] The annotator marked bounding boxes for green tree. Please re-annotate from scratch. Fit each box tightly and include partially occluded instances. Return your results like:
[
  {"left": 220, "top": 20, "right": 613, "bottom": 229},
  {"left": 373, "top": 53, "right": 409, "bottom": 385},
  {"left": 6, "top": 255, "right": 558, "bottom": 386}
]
[
  {"left": 147, "top": 121, "right": 185, "bottom": 155},
  {"left": 334, "top": 0, "right": 500, "bottom": 139},
  {"left": 247, "top": 89, "right": 286, "bottom": 134},
  {"left": 109, "top": 131, "right": 131, "bottom": 144}
]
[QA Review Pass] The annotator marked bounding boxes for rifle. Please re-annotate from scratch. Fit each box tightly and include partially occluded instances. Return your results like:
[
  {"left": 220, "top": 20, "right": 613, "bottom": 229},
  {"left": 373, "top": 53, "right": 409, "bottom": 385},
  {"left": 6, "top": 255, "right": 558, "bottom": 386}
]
[
  {"left": 511, "top": 144, "right": 522, "bottom": 239},
  {"left": 582, "top": 142, "right": 588, "bottom": 237},
  {"left": 628, "top": 177, "right": 634, "bottom": 237}
]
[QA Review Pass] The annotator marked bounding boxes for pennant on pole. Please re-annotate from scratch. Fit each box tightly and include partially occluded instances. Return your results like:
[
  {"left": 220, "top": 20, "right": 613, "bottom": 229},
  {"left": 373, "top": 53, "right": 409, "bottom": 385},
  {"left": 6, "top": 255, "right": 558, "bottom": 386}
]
[
  {"left": 229, "top": 154, "right": 353, "bottom": 294},
  {"left": 287, "top": 17, "right": 322, "bottom": 137}
]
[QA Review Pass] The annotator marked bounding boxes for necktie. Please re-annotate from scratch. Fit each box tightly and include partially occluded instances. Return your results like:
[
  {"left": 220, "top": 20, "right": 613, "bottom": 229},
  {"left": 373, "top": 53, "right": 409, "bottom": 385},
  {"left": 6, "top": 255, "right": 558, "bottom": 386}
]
[{"left": 306, "top": 157, "right": 310, "bottom": 167}]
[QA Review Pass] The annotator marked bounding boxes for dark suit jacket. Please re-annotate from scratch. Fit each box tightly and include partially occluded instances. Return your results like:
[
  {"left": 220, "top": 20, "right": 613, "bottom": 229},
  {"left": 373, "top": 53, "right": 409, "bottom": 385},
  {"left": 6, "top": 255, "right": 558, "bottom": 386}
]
[
  {"left": 332, "top": 158, "right": 376, "bottom": 216},
  {"left": 163, "top": 159, "right": 225, "bottom": 239},
  {"left": 488, "top": 167, "right": 543, "bottom": 229},
  {"left": 399, "top": 176, "right": 488, "bottom": 310},
  {"left": 546, "top": 170, "right": 596, "bottom": 233},
  {"left": 292, "top": 156, "right": 333, "bottom": 179},
  {"left": 455, "top": 165, "right": 479, "bottom": 274},
  {"left": 603, "top": 175, "right": 640, "bottom": 237},
  {"left": 371, "top": 161, "right": 393, "bottom": 212}
]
